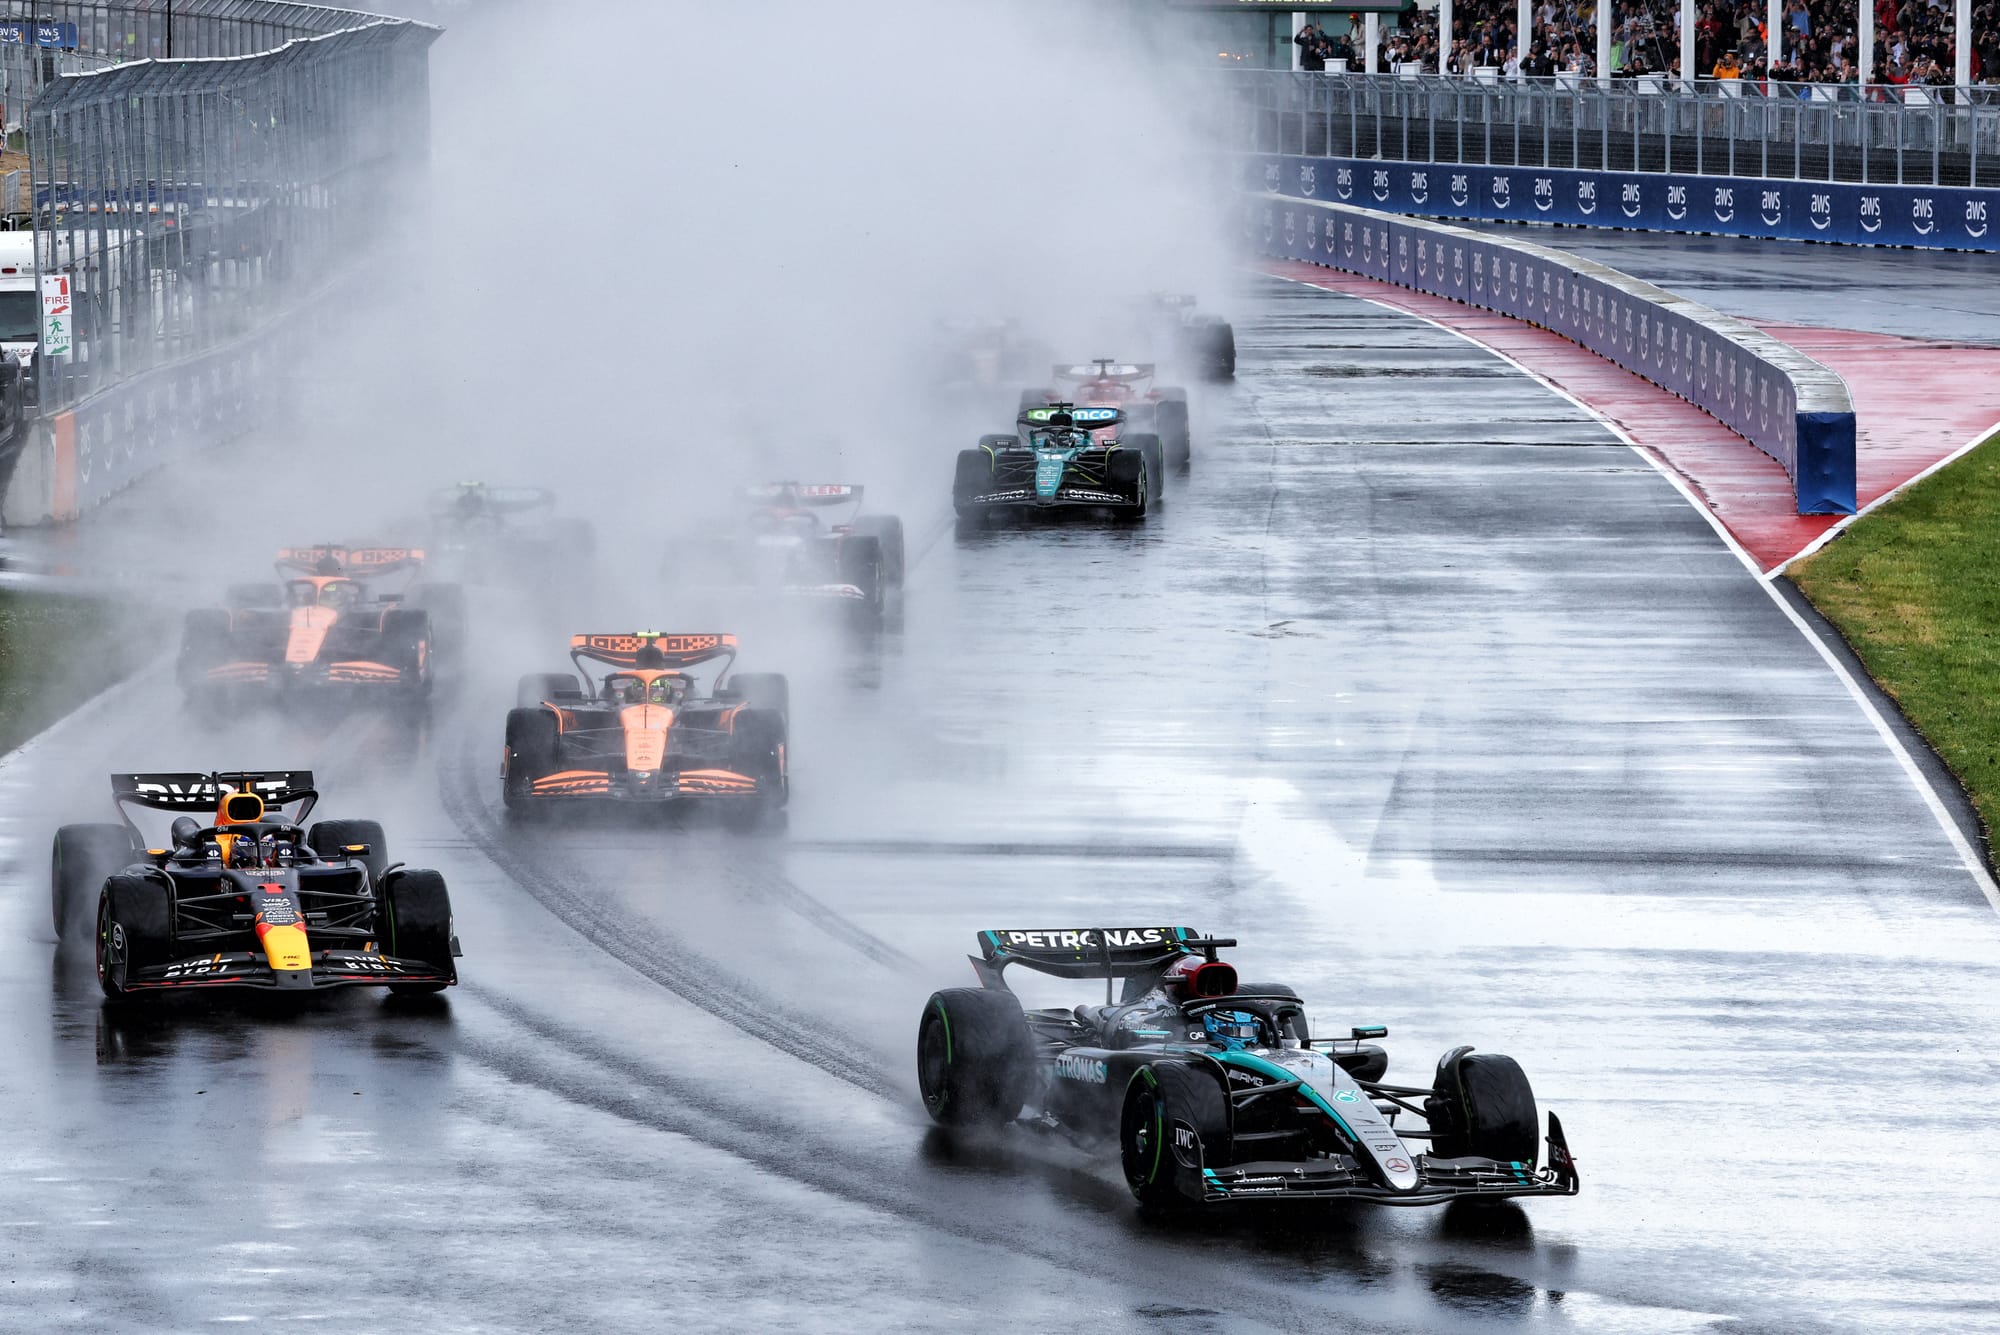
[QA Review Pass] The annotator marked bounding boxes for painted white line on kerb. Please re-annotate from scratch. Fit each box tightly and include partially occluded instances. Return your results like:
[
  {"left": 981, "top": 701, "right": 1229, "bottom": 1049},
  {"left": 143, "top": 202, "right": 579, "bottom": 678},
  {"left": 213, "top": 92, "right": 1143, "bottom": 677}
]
[
  {"left": 1262, "top": 267, "right": 2000, "bottom": 917},
  {"left": 1770, "top": 415, "right": 2000, "bottom": 577}
]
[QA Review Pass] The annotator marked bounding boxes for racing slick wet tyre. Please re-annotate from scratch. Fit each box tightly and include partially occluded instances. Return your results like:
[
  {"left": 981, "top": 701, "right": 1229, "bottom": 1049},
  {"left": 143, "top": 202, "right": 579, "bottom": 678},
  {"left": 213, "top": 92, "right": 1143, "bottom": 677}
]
[
  {"left": 223, "top": 582, "right": 284, "bottom": 608},
  {"left": 725, "top": 672, "right": 789, "bottom": 719},
  {"left": 953, "top": 449, "right": 994, "bottom": 518},
  {"left": 1187, "top": 319, "right": 1235, "bottom": 381},
  {"left": 837, "top": 534, "right": 885, "bottom": 620},
  {"left": 850, "top": 515, "right": 905, "bottom": 587},
  {"left": 517, "top": 672, "right": 583, "bottom": 708},
  {"left": 379, "top": 609, "right": 434, "bottom": 691},
  {"left": 306, "top": 819, "right": 389, "bottom": 888},
  {"left": 917, "top": 987, "right": 1035, "bottom": 1129},
  {"left": 1426, "top": 1047, "right": 1539, "bottom": 1168},
  {"left": 1122, "top": 1060, "right": 1230, "bottom": 1210},
  {"left": 1124, "top": 432, "right": 1166, "bottom": 501},
  {"left": 52, "top": 823, "right": 138, "bottom": 950},
  {"left": 1106, "top": 450, "right": 1148, "bottom": 521},
  {"left": 378, "top": 868, "right": 456, "bottom": 995},
  {"left": 724, "top": 712, "right": 789, "bottom": 829},
  {"left": 1154, "top": 397, "right": 1191, "bottom": 470},
  {"left": 97, "top": 873, "right": 172, "bottom": 1001},
  {"left": 503, "top": 708, "right": 560, "bottom": 813},
  {"left": 417, "top": 584, "right": 468, "bottom": 655}
]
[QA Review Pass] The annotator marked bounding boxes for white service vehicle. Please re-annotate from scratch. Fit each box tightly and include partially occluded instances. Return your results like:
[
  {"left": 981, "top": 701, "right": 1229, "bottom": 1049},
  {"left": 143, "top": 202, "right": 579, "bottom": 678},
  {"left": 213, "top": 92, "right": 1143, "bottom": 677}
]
[{"left": 0, "top": 230, "right": 36, "bottom": 370}]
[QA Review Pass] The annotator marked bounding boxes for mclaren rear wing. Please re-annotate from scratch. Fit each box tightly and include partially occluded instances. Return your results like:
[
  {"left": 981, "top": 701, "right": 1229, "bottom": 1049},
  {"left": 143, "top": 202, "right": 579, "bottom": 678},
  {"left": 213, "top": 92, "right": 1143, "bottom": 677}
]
[
  {"left": 275, "top": 544, "right": 426, "bottom": 576},
  {"left": 569, "top": 632, "right": 739, "bottom": 673}
]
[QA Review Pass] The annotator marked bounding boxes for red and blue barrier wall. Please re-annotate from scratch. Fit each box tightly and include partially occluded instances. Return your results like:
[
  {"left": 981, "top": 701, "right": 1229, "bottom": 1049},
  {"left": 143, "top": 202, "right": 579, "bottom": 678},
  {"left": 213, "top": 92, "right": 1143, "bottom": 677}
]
[{"left": 1248, "top": 192, "right": 1858, "bottom": 515}]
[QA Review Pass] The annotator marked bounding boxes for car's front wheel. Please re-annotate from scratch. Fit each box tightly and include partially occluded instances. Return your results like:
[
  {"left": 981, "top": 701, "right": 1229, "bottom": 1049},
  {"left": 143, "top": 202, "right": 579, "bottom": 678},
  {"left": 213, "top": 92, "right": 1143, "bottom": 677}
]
[
  {"left": 1425, "top": 1047, "right": 1539, "bottom": 1167},
  {"left": 1121, "top": 1060, "right": 1229, "bottom": 1209}
]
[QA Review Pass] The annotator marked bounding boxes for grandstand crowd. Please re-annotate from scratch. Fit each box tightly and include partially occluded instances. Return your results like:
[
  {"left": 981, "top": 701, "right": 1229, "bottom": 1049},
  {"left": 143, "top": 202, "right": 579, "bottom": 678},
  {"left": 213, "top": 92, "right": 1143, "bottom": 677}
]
[{"left": 1303, "top": 0, "right": 2000, "bottom": 86}]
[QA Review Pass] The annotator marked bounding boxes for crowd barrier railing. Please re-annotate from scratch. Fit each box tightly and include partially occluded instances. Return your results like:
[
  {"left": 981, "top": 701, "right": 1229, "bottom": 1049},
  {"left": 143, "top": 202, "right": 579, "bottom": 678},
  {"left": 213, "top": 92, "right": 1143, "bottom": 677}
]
[{"left": 1248, "top": 191, "right": 1858, "bottom": 515}]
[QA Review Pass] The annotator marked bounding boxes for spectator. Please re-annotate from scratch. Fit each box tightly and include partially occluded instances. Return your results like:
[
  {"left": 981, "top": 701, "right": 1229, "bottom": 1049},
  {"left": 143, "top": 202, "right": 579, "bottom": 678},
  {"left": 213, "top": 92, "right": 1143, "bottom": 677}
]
[
  {"left": 1714, "top": 49, "right": 1744, "bottom": 76},
  {"left": 1296, "top": 22, "right": 1327, "bottom": 70}
]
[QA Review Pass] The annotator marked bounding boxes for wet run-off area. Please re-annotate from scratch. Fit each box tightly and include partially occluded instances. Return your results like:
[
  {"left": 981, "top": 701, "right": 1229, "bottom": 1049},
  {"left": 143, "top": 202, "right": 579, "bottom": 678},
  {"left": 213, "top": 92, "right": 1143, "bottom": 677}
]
[{"left": 3, "top": 279, "right": 1997, "bottom": 1332}]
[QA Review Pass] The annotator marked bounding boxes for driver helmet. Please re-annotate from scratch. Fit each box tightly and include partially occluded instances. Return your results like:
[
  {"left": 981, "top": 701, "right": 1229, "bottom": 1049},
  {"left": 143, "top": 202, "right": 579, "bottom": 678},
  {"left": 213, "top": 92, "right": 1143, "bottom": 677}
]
[
  {"left": 619, "top": 678, "right": 648, "bottom": 705},
  {"left": 1201, "top": 1009, "right": 1264, "bottom": 1051},
  {"left": 649, "top": 677, "right": 684, "bottom": 706},
  {"left": 321, "top": 582, "right": 358, "bottom": 611}
]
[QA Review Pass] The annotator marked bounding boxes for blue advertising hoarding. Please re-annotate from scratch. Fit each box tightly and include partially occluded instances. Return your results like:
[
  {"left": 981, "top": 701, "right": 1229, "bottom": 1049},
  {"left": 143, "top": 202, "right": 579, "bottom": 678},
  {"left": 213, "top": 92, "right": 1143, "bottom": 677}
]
[{"left": 1247, "top": 154, "right": 1999, "bottom": 253}]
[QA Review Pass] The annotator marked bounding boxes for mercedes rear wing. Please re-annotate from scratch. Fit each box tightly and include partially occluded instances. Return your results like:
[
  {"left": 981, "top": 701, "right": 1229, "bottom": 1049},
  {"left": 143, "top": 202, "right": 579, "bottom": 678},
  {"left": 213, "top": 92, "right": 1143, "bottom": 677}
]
[{"left": 973, "top": 926, "right": 1201, "bottom": 989}]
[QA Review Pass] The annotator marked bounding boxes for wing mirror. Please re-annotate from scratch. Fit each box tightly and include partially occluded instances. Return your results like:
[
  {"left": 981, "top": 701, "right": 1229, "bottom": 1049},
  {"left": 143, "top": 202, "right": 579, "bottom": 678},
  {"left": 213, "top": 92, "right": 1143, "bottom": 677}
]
[{"left": 1350, "top": 1025, "right": 1388, "bottom": 1040}]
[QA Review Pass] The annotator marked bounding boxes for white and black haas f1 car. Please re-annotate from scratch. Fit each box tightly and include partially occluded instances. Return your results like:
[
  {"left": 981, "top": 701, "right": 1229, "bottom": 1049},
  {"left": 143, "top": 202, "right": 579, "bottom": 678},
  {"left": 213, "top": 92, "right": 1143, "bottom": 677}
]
[
  {"left": 917, "top": 928, "right": 1579, "bottom": 1210},
  {"left": 176, "top": 545, "right": 464, "bottom": 706},
  {"left": 50, "top": 771, "right": 459, "bottom": 1000},
  {"left": 661, "top": 484, "right": 904, "bottom": 621},
  {"left": 503, "top": 632, "right": 788, "bottom": 822},
  {"left": 1018, "top": 361, "right": 1192, "bottom": 470},
  {"left": 953, "top": 405, "right": 1162, "bottom": 526}
]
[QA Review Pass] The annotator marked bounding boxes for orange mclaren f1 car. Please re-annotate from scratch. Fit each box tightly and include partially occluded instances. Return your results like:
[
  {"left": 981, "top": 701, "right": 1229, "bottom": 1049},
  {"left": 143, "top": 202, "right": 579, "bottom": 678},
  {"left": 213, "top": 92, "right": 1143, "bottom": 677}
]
[
  {"left": 176, "top": 545, "right": 465, "bottom": 704},
  {"left": 503, "top": 632, "right": 789, "bottom": 822},
  {"left": 50, "top": 771, "right": 459, "bottom": 999}
]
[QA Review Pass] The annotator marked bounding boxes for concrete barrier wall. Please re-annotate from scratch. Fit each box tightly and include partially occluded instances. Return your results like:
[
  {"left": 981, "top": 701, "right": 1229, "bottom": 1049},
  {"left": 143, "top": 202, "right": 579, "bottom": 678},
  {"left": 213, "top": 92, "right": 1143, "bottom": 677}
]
[
  {"left": 0, "top": 303, "right": 308, "bottom": 526},
  {"left": 1248, "top": 191, "right": 1858, "bottom": 515}
]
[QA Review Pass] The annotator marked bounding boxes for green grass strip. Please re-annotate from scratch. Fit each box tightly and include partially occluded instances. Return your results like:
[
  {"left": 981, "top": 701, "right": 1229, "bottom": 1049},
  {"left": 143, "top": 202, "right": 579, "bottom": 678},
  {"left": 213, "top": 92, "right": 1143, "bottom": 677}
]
[
  {"left": 0, "top": 588, "right": 141, "bottom": 756},
  {"left": 1791, "top": 427, "right": 2000, "bottom": 856}
]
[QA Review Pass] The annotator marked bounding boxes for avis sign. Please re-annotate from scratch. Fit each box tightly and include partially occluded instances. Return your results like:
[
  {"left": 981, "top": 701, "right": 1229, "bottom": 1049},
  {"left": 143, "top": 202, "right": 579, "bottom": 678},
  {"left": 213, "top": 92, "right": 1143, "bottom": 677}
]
[{"left": 40, "top": 273, "right": 70, "bottom": 356}]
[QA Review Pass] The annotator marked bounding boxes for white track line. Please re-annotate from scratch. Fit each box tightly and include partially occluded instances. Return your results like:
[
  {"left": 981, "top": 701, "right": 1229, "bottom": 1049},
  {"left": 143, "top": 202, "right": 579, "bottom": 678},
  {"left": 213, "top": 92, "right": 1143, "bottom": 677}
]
[
  {"left": 1262, "top": 266, "right": 2000, "bottom": 916},
  {"left": 1771, "top": 415, "right": 2000, "bottom": 576}
]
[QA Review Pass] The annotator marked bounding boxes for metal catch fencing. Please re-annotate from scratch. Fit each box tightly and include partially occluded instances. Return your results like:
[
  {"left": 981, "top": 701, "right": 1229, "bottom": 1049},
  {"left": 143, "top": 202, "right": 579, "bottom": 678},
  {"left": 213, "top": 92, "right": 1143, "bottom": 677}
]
[
  {"left": 25, "top": 5, "right": 436, "bottom": 416},
  {"left": 1224, "top": 69, "right": 2000, "bottom": 188}
]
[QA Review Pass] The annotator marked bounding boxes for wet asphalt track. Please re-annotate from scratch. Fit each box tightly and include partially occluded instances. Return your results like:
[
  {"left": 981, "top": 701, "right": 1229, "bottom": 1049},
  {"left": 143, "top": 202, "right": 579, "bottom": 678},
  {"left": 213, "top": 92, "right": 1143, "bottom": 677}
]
[
  {"left": 4, "top": 277, "right": 2000, "bottom": 1333},
  {"left": 1459, "top": 223, "right": 2000, "bottom": 342}
]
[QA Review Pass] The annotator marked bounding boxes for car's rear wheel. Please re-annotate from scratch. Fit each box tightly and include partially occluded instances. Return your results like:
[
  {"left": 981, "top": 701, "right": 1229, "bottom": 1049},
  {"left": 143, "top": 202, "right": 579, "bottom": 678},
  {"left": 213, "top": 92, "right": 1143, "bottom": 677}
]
[
  {"left": 503, "top": 708, "right": 560, "bottom": 813},
  {"left": 306, "top": 819, "right": 389, "bottom": 887},
  {"left": 837, "top": 534, "right": 885, "bottom": 622},
  {"left": 517, "top": 672, "right": 583, "bottom": 709},
  {"left": 97, "top": 874, "right": 173, "bottom": 1001},
  {"left": 725, "top": 672, "right": 789, "bottom": 719},
  {"left": 378, "top": 868, "right": 456, "bottom": 995},
  {"left": 1425, "top": 1047, "right": 1539, "bottom": 1167},
  {"left": 1155, "top": 396, "right": 1191, "bottom": 470},
  {"left": 52, "top": 823, "right": 138, "bottom": 952},
  {"left": 850, "top": 514, "right": 904, "bottom": 587},
  {"left": 917, "top": 988, "right": 1034, "bottom": 1129},
  {"left": 1121, "top": 1060, "right": 1229, "bottom": 1209}
]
